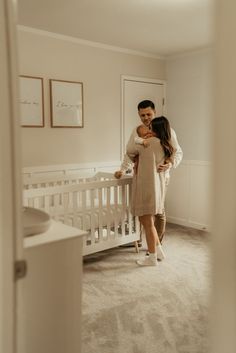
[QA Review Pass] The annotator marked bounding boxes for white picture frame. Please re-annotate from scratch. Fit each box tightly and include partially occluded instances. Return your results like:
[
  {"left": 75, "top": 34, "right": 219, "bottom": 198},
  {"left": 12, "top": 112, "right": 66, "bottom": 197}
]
[
  {"left": 50, "top": 79, "right": 84, "bottom": 128},
  {"left": 19, "top": 75, "right": 44, "bottom": 127}
]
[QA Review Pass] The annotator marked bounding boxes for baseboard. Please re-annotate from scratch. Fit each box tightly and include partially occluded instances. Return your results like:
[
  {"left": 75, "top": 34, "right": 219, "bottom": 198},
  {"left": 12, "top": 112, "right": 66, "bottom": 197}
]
[{"left": 167, "top": 216, "right": 210, "bottom": 232}]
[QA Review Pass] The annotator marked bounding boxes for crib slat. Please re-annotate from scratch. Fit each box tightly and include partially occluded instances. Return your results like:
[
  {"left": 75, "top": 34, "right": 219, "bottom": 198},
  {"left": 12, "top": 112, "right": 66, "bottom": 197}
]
[
  {"left": 121, "top": 184, "right": 126, "bottom": 236},
  {"left": 53, "top": 193, "right": 61, "bottom": 221},
  {"left": 82, "top": 190, "right": 86, "bottom": 230},
  {"left": 61, "top": 192, "right": 69, "bottom": 225},
  {"left": 90, "top": 189, "right": 95, "bottom": 245},
  {"left": 113, "top": 185, "right": 118, "bottom": 238},
  {"left": 71, "top": 190, "right": 78, "bottom": 227},
  {"left": 128, "top": 183, "right": 133, "bottom": 235},
  {"left": 32, "top": 196, "right": 39, "bottom": 209},
  {"left": 44, "top": 195, "right": 50, "bottom": 214},
  {"left": 106, "top": 187, "right": 111, "bottom": 239},
  {"left": 98, "top": 188, "right": 103, "bottom": 242}
]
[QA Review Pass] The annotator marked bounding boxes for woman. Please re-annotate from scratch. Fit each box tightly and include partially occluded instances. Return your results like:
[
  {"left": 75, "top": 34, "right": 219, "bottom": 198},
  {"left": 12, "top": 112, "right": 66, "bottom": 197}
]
[{"left": 127, "top": 116, "right": 175, "bottom": 266}]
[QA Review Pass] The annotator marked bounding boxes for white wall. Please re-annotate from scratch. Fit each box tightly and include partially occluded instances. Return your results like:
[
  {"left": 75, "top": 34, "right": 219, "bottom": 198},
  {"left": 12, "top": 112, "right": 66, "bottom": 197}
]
[
  {"left": 17, "top": 28, "right": 166, "bottom": 167},
  {"left": 166, "top": 50, "right": 213, "bottom": 229},
  {"left": 166, "top": 49, "right": 213, "bottom": 161}
]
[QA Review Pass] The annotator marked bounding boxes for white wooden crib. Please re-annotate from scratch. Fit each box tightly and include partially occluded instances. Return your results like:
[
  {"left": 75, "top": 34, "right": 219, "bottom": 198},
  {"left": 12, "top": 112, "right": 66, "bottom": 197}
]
[{"left": 23, "top": 171, "right": 140, "bottom": 255}]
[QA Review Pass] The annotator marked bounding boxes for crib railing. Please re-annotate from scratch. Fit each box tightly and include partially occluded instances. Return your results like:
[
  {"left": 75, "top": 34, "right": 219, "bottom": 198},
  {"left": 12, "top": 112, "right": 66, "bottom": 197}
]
[{"left": 23, "top": 173, "right": 140, "bottom": 255}]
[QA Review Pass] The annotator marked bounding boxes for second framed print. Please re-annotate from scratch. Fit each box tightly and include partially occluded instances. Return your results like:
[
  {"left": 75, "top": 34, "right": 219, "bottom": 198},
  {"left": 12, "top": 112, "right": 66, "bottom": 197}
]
[{"left": 50, "top": 79, "right": 84, "bottom": 128}]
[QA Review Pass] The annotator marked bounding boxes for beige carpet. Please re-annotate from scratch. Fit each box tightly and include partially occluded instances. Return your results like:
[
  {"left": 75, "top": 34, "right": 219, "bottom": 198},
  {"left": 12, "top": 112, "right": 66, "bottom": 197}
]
[{"left": 82, "top": 223, "right": 211, "bottom": 353}]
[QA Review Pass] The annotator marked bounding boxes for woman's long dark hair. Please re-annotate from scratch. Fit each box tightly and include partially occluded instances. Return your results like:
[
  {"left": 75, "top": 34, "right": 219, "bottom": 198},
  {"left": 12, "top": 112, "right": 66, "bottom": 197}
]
[{"left": 151, "top": 116, "right": 174, "bottom": 159}]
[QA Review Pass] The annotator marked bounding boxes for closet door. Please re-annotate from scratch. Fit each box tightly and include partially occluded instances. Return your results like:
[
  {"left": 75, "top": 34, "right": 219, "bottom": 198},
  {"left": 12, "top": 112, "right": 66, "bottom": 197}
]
[{"left": 121, "top": 76, "right": 166, "bottom": 156}]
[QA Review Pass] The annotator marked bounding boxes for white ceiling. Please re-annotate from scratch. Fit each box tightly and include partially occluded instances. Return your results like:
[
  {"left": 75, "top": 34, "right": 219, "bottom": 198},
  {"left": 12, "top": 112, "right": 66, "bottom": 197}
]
[{"left": 17, "top": 0, "right": 214, "bottom": 57}]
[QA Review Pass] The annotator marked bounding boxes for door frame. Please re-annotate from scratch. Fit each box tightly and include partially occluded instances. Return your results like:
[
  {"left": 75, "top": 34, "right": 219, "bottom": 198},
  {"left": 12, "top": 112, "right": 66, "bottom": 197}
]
[
  {"left": 120, "top": 75, "right": 167, "bottom": 159},
  {"left": 0, "top": 0, "right": 23, "bottom": 352}
]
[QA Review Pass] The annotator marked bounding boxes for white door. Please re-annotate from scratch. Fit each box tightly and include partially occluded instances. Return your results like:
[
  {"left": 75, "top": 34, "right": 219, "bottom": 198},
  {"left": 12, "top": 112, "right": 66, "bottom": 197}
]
[
  {"left": 0, "top": 0, "right": 24, "bottom": 352},
  {"left": 121, "top": 76, "right": 166, "bottom": 156}
]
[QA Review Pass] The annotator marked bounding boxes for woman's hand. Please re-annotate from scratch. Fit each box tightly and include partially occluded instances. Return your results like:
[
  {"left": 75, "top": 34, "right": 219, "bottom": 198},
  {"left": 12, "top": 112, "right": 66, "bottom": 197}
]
[
  {"left": 143, "top": 139, "right": 150, "bottom": 148},
  {"left": 114, "top": 170, "right": 123, "bottom": 179},
  {"left": 157, "top": 162, "right": 172, "bottom": 173}
]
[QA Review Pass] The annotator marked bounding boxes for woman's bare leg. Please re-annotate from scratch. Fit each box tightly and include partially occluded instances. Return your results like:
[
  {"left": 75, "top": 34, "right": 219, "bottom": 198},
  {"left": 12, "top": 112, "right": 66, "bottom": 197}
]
[
  {"left": 139, "top": 215, "right": 158, "bottom": 253},
  {"left": 139, "top": 215, "right": 166, "bottom": 261},
  {"left": 136, "top": 215, "right": 158, "bottom": 266}
]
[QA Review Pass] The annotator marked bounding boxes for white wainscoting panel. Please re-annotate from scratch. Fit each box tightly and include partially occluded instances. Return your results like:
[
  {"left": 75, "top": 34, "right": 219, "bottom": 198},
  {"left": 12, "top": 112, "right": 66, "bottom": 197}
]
[{"left": 166, "top": 160, "right": 212, "bottom": 231}]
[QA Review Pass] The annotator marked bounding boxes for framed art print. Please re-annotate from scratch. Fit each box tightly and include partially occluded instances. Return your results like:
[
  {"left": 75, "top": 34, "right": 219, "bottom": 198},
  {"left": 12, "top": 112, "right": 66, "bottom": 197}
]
[
  {"left": 19, "top": 75, "right": 44, "bottom": 127},
  {"left": 50, "top": 79, "right": 84, "bottom": 128}
]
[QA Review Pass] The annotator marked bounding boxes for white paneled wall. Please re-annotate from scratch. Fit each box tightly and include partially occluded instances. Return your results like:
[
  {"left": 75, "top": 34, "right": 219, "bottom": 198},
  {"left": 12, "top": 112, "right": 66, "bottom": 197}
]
[{"left": 166, "top": 160, "right": 211, "bottom": 231}]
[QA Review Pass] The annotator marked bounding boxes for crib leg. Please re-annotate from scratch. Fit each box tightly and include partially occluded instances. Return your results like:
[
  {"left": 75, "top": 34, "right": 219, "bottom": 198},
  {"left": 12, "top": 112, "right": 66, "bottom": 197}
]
[
  {"left": 134, "top": 241, "right": 139, "bottom": 253},
  {"left": 134, "top": 223, "right": 143, "bottom": 253}
]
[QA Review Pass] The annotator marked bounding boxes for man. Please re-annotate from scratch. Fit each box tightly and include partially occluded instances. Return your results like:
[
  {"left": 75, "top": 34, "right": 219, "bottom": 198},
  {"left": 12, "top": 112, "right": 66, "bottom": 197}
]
[{"left": 114, "top": 99, "right": 183, "bottom": 243}]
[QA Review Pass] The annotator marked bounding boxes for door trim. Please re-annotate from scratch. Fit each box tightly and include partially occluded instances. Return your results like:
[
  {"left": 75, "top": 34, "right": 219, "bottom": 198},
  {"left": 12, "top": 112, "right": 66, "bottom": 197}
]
[{"left": 0, "top": 0, "right": 23, "bottom": 352}]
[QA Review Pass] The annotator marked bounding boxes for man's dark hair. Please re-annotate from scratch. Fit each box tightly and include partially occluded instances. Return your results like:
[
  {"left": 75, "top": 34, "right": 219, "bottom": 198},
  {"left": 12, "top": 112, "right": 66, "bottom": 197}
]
[{"left": 137, "top": 100, "right": 155, "bottom": 111}]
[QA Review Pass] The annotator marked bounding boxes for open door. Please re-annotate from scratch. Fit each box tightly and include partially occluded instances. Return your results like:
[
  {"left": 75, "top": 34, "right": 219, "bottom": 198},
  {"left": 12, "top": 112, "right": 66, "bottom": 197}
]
[{"left": 0, "top": 0, "right": 24, "bottom": 352}]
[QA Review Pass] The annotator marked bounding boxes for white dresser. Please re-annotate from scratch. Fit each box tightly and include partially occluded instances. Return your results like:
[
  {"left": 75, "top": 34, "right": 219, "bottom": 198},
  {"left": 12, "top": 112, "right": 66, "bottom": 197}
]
[{"left": 18, "top": 221, "right": 87, "bottom": 353}]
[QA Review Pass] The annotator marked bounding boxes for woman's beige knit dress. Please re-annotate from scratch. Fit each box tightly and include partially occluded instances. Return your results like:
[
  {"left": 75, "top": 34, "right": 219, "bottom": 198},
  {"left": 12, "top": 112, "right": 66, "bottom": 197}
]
[{"left": 127, "top": 136, "right": 166, "bottom": 217}]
